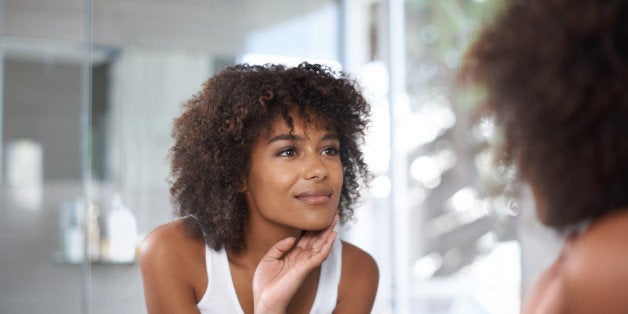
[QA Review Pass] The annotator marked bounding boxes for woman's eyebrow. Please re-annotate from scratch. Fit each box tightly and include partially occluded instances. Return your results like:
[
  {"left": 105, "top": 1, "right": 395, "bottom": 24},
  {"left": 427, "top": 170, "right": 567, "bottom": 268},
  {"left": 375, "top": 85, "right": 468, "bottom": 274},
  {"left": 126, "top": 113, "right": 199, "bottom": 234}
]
[
  {"left": 267, "top": 134, "right": 301, "bottom": 144},
  {"left": 267, "top": 133, "right": 338, "bottom": 144},
  {"left": 321, "top": 133, "right": 339, "bottom": 141}
]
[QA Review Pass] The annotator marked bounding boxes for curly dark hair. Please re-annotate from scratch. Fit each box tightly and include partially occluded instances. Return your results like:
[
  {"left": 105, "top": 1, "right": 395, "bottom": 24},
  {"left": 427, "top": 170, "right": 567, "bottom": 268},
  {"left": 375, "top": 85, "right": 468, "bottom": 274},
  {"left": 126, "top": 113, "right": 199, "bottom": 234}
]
[
  {"left": 169, "top": 62, "right": 370, "bottom": 252},
  {"left": 464, "top": 0, "right": 628, "bottom": 227}
]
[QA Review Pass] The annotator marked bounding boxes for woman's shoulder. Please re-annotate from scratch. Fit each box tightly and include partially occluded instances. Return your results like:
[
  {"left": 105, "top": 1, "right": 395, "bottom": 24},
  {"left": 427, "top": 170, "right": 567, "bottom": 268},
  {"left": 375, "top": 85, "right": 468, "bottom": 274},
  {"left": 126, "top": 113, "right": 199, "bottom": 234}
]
[
  {"left": 561, "top": 209, "right": 628, "bottom": 313},
  {"left": 340, "top": 240, "right": 378, "bottom": 273},
  {"left": 139, "top": 219, "right": 208, "bottom": 301},
  {"left": 140, "top": 219, "right": 205, "bottom": 260},
  {"left": 569, "top": 208, "right": 628, "bottom": 265},
  {"left": 138, "top": 219, "right": 208, "bottom": 311},
  {"left": 339, "top": 240, "right": 379, "bottom": 290},
  {"left": 335, "top": 240, "right": 379, "bottom": 311}
]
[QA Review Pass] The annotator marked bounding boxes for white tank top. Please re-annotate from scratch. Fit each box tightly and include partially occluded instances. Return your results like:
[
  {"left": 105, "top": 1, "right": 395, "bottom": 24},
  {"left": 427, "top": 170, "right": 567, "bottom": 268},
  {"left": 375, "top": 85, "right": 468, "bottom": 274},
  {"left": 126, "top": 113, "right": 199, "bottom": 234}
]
[{"left": 196, "top": 236, "right": 343, "bottom": 313}]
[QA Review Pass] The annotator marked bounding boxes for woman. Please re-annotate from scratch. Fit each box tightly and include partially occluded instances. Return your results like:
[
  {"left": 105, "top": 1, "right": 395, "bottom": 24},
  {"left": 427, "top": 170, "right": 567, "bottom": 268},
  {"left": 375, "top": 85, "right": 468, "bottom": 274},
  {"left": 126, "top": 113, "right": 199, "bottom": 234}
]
[
  {"left": 139, "top": 62, "right": 379, "bottom": 313},
  {"left": 464, "top": 0, "right": 628, "bottom": 312}
]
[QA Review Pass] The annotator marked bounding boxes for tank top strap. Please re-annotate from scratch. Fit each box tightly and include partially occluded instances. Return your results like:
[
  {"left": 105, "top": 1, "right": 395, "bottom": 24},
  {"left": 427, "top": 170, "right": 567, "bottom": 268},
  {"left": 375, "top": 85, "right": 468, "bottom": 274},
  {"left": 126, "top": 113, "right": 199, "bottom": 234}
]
[
  {"left": 310, "top": 235, "right": 343, "bottom": 313},
  {"left": 196, "top": 245, "right": 245, "bottom": 313}
]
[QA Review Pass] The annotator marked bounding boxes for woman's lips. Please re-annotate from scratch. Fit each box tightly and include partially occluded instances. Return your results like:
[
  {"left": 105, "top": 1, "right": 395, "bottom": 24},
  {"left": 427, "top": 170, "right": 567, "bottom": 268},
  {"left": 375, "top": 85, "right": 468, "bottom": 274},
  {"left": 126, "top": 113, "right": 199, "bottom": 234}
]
[{"left": 295, "top": 189, "right": 332, "bottom": 205}]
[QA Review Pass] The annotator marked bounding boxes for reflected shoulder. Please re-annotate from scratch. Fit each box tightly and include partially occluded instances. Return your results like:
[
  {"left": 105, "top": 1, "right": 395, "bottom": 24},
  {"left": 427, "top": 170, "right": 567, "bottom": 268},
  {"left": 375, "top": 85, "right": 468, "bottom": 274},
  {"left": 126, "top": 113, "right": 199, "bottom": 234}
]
[{"left": 561, "top": 209, "right": 628, "bottom": 314}]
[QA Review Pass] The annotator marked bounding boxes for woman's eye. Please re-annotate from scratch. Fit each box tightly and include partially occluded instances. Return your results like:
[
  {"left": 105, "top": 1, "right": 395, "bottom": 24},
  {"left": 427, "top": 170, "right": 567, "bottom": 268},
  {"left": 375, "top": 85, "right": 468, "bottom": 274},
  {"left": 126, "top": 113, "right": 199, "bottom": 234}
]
[
  {"left": 322, "top": 147, "right": 339, "bottom": 156},
  {"left": 277, "top": 147, "right": 297, "bottom": 157}
]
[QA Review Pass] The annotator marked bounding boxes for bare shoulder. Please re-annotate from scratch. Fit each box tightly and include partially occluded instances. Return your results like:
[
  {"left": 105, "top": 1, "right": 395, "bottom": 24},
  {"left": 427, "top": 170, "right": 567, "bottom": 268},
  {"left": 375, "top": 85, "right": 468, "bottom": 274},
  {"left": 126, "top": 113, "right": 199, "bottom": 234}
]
[
  {"left": 561, "top": 210, "right": 628, "bottom": 314},
  {"left": 140, "top": 219, "right": 205, "bottom": 268},
  {"left": 335, "top": 240, "right": 379, "bottom": 313},
  {"left": 340, "top": 241, "right": 379, "bottom": 277},
  {"left": 139, "top": 219, "right": 207, "bottom": 313}
]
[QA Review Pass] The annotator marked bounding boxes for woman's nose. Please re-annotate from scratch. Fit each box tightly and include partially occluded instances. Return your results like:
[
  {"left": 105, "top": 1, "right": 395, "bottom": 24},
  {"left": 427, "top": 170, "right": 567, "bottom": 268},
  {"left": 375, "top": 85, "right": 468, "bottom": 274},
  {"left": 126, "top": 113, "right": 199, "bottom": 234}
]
[{"left": 303, "top": 155, "right": 328, "bottom": 181}]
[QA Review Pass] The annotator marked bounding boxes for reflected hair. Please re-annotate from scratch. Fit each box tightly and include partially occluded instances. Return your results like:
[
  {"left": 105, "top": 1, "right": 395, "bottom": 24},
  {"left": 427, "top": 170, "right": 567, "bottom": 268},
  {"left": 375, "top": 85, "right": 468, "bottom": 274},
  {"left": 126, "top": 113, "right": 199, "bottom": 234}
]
[{"left": 464, "top": 0, "right": 628, "bottom": 227}]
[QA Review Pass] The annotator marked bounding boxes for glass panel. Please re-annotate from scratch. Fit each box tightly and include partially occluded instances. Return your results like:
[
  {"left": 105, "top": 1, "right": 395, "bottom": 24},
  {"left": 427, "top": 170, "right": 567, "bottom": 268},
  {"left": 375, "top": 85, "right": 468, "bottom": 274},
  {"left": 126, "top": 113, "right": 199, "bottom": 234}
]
[
  {"left": 1, "top": 0, "right": 85, "bottom": 313},
  {"left": 402, "top": 1, "right": 521, "bottom": 313}
]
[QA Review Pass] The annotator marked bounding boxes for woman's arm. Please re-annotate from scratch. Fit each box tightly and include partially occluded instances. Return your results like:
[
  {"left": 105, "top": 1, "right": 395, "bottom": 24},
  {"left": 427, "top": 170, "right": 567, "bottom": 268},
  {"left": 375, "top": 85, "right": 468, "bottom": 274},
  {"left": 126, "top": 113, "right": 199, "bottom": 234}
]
[{"left": 139, "top": 221, "right": 205, "bottom": 314}]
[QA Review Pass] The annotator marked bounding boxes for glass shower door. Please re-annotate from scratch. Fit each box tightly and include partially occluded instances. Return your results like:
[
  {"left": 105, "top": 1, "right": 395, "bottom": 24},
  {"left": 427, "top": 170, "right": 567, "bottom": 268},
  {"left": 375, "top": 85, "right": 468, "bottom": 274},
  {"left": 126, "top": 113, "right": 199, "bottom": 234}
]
[{"left": 0, "top": 1, "right": 88, "bottom": 312}]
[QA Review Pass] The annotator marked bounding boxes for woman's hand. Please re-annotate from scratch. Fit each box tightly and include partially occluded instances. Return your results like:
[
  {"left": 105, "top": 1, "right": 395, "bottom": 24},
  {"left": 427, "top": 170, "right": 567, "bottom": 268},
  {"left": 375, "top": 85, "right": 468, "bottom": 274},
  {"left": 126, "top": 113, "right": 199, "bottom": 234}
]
[{"left": 252, "top": 213, "right": 339, "bottom": 314}]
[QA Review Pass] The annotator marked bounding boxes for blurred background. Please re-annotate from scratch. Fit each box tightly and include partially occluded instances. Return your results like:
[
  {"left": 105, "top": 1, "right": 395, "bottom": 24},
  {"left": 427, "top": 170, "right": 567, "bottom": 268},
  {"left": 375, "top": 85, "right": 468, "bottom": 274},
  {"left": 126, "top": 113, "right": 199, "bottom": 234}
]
[{"left": 0, "top": 0, "right": 564, "bottom": 313}]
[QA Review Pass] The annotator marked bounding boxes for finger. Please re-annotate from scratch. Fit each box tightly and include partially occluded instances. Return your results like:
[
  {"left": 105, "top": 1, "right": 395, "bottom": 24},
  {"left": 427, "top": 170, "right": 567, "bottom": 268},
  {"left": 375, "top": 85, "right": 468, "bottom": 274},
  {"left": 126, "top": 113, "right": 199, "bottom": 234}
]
[
  {"left": 307, "top": 213, "right": 339, "bottom": 253},
  {"left": 296, "top": 212, "right": 339, "bottom": 251},
  {"left": 322, "top": 212, "right": 339, "bottom": 237},
  {"left": 310, "top": 230, "right": 337, "bottom": 261},
  {"left": 263, "top": 236, "right": 296, "bottom": 260},
  {"left": 296, "top": 230, "right": 316, "bottom": 250},
  {"left": 286, "top": 231, "right": 336, "bottom": 273}
]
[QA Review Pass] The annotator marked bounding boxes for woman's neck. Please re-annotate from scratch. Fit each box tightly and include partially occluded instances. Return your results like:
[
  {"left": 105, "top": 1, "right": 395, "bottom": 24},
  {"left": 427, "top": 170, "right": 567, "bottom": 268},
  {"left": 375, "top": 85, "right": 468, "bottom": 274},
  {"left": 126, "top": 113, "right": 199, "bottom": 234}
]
[{"left": 227, "top": 215, "right": 303, "bottom": 269}]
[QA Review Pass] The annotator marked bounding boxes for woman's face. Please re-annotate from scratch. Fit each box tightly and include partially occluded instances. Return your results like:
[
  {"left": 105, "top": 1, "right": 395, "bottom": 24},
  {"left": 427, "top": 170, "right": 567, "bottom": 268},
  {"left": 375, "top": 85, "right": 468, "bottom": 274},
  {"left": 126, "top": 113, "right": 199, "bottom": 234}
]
[{"left": 242, "top": 114, "right": 343, "bottom": 231}]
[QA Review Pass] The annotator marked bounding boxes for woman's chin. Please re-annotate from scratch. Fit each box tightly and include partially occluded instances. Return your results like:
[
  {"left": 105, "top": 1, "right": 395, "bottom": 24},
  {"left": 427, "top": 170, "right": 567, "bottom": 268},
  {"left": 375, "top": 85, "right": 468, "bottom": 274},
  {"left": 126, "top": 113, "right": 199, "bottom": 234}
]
[{"left": 299, "top": 215, "right": 335, "bottom": 231}]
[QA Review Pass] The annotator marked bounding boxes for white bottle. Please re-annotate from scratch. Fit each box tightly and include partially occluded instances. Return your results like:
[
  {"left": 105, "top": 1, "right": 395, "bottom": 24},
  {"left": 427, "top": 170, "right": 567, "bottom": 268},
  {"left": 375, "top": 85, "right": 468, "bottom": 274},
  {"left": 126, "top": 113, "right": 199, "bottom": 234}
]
[
  {"left": 86, "top": 201, "right": 101, "bottom": 262},
  {"left": 61, "top": 200, "right": 85, "bottom": 263},
  {"left": 104, "top": 194, "right": 138, "bottom": 263}
]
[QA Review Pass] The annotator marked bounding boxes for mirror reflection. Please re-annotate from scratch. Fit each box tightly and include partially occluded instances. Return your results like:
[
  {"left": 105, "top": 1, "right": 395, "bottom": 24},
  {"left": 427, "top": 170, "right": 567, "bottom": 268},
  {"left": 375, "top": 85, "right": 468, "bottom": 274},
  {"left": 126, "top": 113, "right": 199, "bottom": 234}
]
[{"left": 1, "top": 1, "right": 558, "bottom": 313}]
